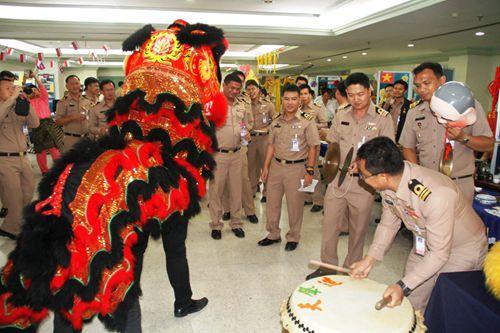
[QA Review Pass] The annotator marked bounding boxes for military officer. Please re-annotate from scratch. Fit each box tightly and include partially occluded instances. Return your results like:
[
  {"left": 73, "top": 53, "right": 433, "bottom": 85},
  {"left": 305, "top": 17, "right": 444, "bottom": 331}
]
[
  {"left": 351, "top": 137, "right": 487, "bottom": 312},
  {"left": 55, "top": 75, "right": 93, "bottom": 152},
  {"left": 0, "top": 70, "right": 39, "bottom": 239},
  {"left": 209, "top": 73, "right": 252, "bottom": 240},
  {"left": 399, "top": 62, "right": 493, "bottom": 202},
  {"left": 307, "top": 73, "right": 395, "bottom": 279},
  {"left": 89, "top": 80, "right": 115, "bottom": 139},
  {"left": 387, "top": 79, "right": 411, "bottom": 142},
  {"left": 82, "top": 77, "right": 100, "bottom": 107},
  {"left": 258, "top": 84, "right": 320, "bottom": 251}
]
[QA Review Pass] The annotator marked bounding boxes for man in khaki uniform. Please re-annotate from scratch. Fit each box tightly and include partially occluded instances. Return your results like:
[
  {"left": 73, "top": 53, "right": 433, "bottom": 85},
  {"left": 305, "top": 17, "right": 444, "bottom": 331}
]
[
  {"left": 246, "top": 79, "right": 275, "bottom": 213},
  {"left": 83, "top": 77, "right": 101, "bottom": 107},
  {"left": 55, "top": 75, "right": 93, "bottom": 152},
  {"left": 351, "top": 137, "right": 487, "bottom": 312},
  {"left": 209, "top": 73, "right": 252, "bottom": 240},
  {"left": 258, "top": 84, "right": 320, "bottom": 251},
  {"left": 387, "top": 79, "right": 411, "bottom": 142},
  {"left": 399, "top": 62, "right": 493, "bottom": 202},
  {"left": 307, "top": 73, "right": 395, "bottom": 279},
  {"left": 89, "top": 80, "right": 115, "bottom": 139},
  {"left": 299, "top": 84, "right": 328, "bottom": 211},
  {"left": 0, "top": 70, "right": 39, "bottom": 238}
]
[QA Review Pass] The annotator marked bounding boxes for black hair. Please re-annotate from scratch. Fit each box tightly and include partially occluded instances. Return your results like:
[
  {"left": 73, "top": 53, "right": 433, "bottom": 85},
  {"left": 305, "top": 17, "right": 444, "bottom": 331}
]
[
  {"left": 321, "top": 88, "right": 333, "bottom": 95},
  {"left": 65, "top": 74, "right": 80, "bottom": 84},
  {"left": 223, "top": 72, "right": 242, "bottom": 85},
  {"left": 336, "top": 81, "right": 347, "bottom": 98},
  {"left": 384, "top": 83, "right": 394, "bottom": 89},
  {"left": 413, "top": 62, "right": 443, "bottom": 78},
  {"left": 118, "top": 81, "right": 124, "bottom": 87},
  {"left": 245, "top": 79, "right": 259, "bottom": 89},
  {"left": 260, "top": 87, "right": 269, "bottom": 97},
  {"left": 99, "top": 79, "right": 115, "bottom": 90},
  {"left": 357, "top": 137, "right": 404, "bottom": 176},
  {"left": 84, "top": 77, "right": 99, "bottom": 90},
  {"left": 0, "top": 70, "right": 16, "bottom": 81},
  {"left": 345, "top": 72, "right": 371, "bottom": 89},
  {"left": 232, "top": 70, "right": 245, "bottom": 80},
  {"left": 394, "top": 79, "right": 408, "bottom": 91},
  {"left": 282, "top": 83, "right": 300, "bottom": 97},
  {"left": 295, "top": 76, "right": 308, "bottom": 85},
  {"left": 299, "top": 84, "right": 313, "bottom": 95}
]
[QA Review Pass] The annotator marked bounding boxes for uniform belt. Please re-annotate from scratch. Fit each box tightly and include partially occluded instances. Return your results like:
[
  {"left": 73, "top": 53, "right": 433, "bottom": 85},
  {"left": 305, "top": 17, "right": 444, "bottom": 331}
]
[
  {"left": 0, "top": 151, "right": 27, "bottom": 157},
  {"left": 451, "top": 174, "right": 473, "bottom": 180},
  {"left": 250, "top": 132, "right": 268, "bottom": 137},
  {"left": 275, "top": 158, "right": 307, "bottom": 165},
  {"left": 64, "top": 132, "right": 86, "bottom": 138},
  {"left": 217, "top": 147, "right": 241, "bottom": 154}
]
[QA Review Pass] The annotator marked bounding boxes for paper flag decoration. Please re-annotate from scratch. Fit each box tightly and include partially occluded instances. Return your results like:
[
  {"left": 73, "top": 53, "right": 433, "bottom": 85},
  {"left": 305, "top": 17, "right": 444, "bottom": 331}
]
[
  {"left": 37, "top": 52, "right": 43, "bottom": 61},
  {"left": 50, "top": 60, "right": 55, "bottom": 68},
  {"left": 36, "top": 60, "right": 45, "bottom": 70},
  {"left": 55, "top": 48, "right": 62, "bottom": 57},
  {"left": 19, "top": 54, "right": 26, "bottom": 63},
  {"left": 0, "top": 52, "right": 4, "bottom": 61},
  {"left": 102, "top": 44, "right": 109, "bottom": 52},
  {"left": 5, "top": 48, "right": 14, "bottom": 55},
  {"left": 71, "top": 41, "right": 79, "bottom": 50},
  {"left": 77, "top": 56, "right": 84, "bottom": 65}
]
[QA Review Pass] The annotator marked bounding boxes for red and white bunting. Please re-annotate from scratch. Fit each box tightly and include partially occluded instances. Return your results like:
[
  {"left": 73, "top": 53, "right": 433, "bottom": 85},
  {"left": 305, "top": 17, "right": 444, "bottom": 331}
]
[
  {"left": 55, "top": 48, "right": 62, "bottom": 58},
  {"left": 77, "top": 56, "right": 84, "bottom": 65},
  {"left": 37, "top": 52, "right": 44, "bottom": 61},
  {"left": 0, "top": 52, "right": 4, "bottom": 61},
  {"left": 19, "top": 54, "right": 26, "bottom": 63},
  {"left": 90, "top": 52, "right": 97, "bottom": 61},
  {"left": 50, "top": 60, "right": 55, "bottom": 68},
  {"left": 59, "top": 66, "right": 64, "bottom": 73},
  {"left": 71, "top": 41, "right": 79, "bottom": 50},
  {"left": 63, "top": 60, "right": 69, "bottom": 67},
  {"left": 5, "top": 48, "right": 14, "bottom": 55},
  {"left": 36, "top": 60, "right": 45, "bottom": 70},
  {"left": 102, "top": 44, "right": 109, "bottom": 53}
]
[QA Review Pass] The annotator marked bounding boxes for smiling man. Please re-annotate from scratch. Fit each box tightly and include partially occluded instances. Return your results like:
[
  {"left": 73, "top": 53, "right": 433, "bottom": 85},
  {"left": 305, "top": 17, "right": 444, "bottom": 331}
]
[{"left": 350, "top": 136, "right": 487, "bottom": 313}]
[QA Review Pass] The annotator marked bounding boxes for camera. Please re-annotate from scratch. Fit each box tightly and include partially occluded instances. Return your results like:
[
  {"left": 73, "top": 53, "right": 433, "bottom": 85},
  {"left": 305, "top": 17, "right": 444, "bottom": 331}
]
[
  {"left": 15, "top": 97, "right": 30, "bottom": 116},
  {"left": 23, "top": 86, "right": 33, "bottom": 95}
]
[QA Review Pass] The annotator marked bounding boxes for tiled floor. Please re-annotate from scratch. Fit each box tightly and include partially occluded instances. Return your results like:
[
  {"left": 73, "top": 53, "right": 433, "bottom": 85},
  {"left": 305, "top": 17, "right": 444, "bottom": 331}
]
[{"left": 0, "top": 156, "right": 413, "bottom": 332}]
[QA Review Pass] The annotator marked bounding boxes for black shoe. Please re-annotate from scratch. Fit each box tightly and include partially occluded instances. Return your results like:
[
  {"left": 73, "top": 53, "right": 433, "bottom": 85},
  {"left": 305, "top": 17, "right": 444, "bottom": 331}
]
[
  {"left": 0, "top": 208, "right": 7, "bottom": 218},
  {"left": 174, "top": 298, "right": 208, "bottom": 318},
  {"left": 222, "top": 212, "right": 230, "bottom": 221},
  {"left": 0, "top": 228, "right": 16, "bottom": 240},
  {"left": 305, "top": 268, "right": 336, "bottom": 280},
  {"left": 285, "top": 242, "right": 298, "bottom": 251},
  {"left": 310, "top": 205, "right": 323, "bottom": 213},
  {"left": 304, "top": 201, "right": 313, "bottom": 206},
  {"left": 232, "top": 228, "right": 245, "bottom": 238},
  {"left": 374, "top": 218, "right": 380, "bottom": 224},
  {"left": 260, "top": 196, "right": 266, "bottom": 203},
  {"left": 258, "top": 237, "right": 281, "bottom": 246},
  {"left": 247, "top": 215, "right": 258, "bottom": 224},
  {"left": 211, "top": 230, "right": 221, "bottom": 240}
]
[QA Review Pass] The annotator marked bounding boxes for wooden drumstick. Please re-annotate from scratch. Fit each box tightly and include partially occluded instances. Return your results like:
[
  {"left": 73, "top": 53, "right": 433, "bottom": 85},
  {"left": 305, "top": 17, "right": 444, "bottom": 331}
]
[
  {"left": 309, "top": 260, "right": 352, "bottom": 274},
  {"left": 375, "top": 297, "right": 391, "bottom": 310}
]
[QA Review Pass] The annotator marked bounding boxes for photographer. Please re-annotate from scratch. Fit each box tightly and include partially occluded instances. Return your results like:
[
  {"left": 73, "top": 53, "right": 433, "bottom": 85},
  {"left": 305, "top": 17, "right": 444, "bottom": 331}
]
[
  {"left": 24, "top": 71, "right": 61, "bottom": 174},
  {"left": 0, "top": 70, "right": 39, "bottom": 239}
]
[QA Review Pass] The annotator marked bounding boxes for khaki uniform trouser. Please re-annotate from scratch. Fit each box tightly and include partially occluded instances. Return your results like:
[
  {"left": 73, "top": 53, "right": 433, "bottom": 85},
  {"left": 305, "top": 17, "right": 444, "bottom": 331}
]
[
  {"left": 209, "top": 151, "right": 243, "bottom": 230},
  {"left": 62, "top": 135, "right": 82, "bottom": 153},
  {"left": 0, "top": 156, "right": 35, "bottom": 234},
  {"left": 247, "top": 135, "right": 268, "bottom": 196},
  {"left": 321, "top": 176, "right": 374, "bottom": 268},
  {"left": 454, "top": 176, "right": 474, "bottom": 203},
  {"left": 265, "top": 159, "right": 306, "bottom": 242},
  {"left": 222, "top": 146, "right": 255, "bottom": 215}
]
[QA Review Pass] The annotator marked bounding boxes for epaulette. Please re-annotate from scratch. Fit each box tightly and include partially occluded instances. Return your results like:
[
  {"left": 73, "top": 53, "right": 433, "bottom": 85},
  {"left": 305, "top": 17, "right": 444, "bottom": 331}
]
[
  {"left": 408, "top": 179, "right": 432, "bottom": 201},
  {"left": 300, "top": 111, "right": 314, "bottom": 121},
  {"left": 273, "top": 113, "right": 282, "bottom": 120},
  {"left": 409, "top": 100, "right": 423, "bottom": 109},
  {"left": 375, "top": 105, "right": 389, "bottom": 117}
]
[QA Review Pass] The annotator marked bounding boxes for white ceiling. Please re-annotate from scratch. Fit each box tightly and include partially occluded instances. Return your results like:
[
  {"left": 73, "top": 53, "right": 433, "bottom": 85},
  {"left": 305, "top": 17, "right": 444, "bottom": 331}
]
[{"left": 0, "top": 0, "right": 499, "bottom": 74}]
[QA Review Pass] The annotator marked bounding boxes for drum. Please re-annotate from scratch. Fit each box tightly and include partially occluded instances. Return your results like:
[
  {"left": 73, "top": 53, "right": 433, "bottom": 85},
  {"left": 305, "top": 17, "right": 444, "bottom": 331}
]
[{"left": 280, "top": 275, "right": 426, "bottom": 333}]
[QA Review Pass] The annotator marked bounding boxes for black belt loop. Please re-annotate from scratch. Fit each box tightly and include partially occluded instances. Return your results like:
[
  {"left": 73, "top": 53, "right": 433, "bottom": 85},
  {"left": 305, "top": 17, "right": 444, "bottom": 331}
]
[
  {"left": 64, "top": 132, "right": 85, "bottom": 138},
  {"left": 451, "top": 174, "right": 473, "bottom": 180},
  {"left": 217, "top": 147, "right": 241, "bottom": 154},
  {"left": 274, "top": 157, "right": 307, "bottom": 165},
  {"left": 0, "top": 152, "right": 27, "bottom": 157}
]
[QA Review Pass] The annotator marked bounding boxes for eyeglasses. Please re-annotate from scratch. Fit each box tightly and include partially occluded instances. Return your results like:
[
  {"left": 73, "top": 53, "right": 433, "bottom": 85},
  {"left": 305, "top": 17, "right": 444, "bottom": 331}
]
[{"left": 359, "top": 172, "right": 380, "bottom": 180}]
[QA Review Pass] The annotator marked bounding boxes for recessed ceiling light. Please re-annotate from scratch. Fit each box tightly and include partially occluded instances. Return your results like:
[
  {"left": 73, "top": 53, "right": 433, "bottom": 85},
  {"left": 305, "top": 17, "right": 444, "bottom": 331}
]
[
  {"left": 361, "top": 52, "right": 367, "bottom": 55},
  {"left": 327, "top": 58, "right": 332, "bottom": 62},
  {"left": 342, "top": 55, "right": 348, "bottom": 59},
  {"left": 407, "top": 43, "right": 414, "bottom": 47},
  {"left": 451, "top": 12, "right": 459, "bottom": 17},
  {"left": 475, "top": 31, "right": 485, "bottom": 36}
]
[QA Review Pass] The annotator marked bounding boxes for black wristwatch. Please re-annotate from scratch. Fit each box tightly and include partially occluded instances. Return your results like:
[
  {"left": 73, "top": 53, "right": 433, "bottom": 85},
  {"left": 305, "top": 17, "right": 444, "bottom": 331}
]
[
  {"left": 460, "top": 136, "right": 470, "bottom": 145},
  {"left": 396, "top": 280, "right": 412, "bottom": 296},
  {"left": 305, "top": 165, "right": 314, "bottom": 176}
]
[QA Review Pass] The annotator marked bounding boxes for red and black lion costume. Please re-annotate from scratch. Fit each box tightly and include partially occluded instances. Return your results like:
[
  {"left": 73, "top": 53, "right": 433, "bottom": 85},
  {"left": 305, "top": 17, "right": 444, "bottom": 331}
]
[{"left": 0, "top": 20, "right": 228, "bottom": 332}]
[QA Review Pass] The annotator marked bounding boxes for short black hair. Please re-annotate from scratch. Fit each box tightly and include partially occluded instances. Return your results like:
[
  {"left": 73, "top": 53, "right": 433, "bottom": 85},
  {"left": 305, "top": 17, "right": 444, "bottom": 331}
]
[
  {"left": 357, "top": 137, "right": 404, "bottom": 176},
  {"left": 295, "top": 76, "right": 308, "bottom": 85},
  {"left": 413, "top": 62, "right": 443, "bottom": 78},
  {"left": 345, "top": 72, "right": 371, "bottom": 89},
  {"left": 0, "top": 70, "right": 16, "bottom": 81},
  {"left": 245, "top": 79, "right": 259, "bottom": 89},
  {"left": 282, "top": 83, "right": 300, "bottom": 97},
  {"left": 118, "top": 81, "right": 124, "bottom": 87},
  {"left": 84, "top": 77, "right": 99, "bottom": 90},
  {"left": 223, "top": 72, "right": 243, "bottom": 85},
  {"left": 260, "top": 87, "right": 269, "bottom": 97},
  {"left": 65, "top": 74, "right": 80, "bottom": 83},
  {"left": 232, "top": 70, "right": 245, "bottom": 80},
  {"left": 321, "top": 88, "right": 333, "bottom": 95},
  {"left": 394, "top": 79, "right": 408, "bottom": 91},
  {"left": 336, "top": 81, "right": 347, "bottom": 98},
  {"left": 99, "top": 79, "right": 115, "bottom": 90},
  {"left": 384, "top": 83, "right": 394, "bottom": 89},
  {"left": 299, "top": 84, "right": 313, "bottom": 95}
]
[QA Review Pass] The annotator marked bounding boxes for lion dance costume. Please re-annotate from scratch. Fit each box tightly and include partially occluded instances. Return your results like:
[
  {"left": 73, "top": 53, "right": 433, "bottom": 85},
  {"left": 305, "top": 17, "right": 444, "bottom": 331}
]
[{"left": 0, "top": 20, "right": 228, "bottom": 332}]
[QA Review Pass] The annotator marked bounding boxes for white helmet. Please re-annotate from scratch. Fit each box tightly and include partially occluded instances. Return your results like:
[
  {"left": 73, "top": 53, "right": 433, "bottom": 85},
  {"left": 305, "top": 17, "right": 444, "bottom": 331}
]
[{"left": 430, "top": 81, "right": 477, "bottom": 127}]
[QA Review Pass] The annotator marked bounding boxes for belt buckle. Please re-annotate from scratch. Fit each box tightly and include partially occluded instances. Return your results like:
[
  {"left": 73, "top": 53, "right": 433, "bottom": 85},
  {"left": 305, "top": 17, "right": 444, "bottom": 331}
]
[
  {"left": 280, "top": 159, "right": 286, "bottom": 164},
  {"left": 229, "top": 150, "right": 233, "bottom": 154},
  {"left": 20, "top": 152, "right": 25, "bottom": 156}
]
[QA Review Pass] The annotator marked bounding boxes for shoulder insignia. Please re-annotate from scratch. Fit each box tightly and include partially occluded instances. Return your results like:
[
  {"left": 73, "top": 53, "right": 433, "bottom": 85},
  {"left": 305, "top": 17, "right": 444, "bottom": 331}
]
[
  {"left": 301, "top": 111, "right": 314, "bottom": 121},
  {"left": 273, "top": 113, "right": 281, "bottom": 120},
  {"left": 408, "top": 179, "right": 432, "bottom": 201},
  {"left": 409, "top": 100, "right": 423, "bottom": 109},
  {"left": 375, "top": 106, "right": 389, "bottom": 117}
]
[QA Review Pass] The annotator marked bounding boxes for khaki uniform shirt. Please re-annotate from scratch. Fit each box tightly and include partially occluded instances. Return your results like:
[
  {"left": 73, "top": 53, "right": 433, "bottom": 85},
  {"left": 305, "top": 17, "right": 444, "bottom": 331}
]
[
  {"left": 326, "top": 103, "right": 395, "bottom": 177},
  {"left": 368, "top": 161, "right": 487, "bottom": 289},
  {"left": 250, "top": 97, "right": 276, "bottom": 132},
  {"left": 82, "top": 94, "right": 100, "bottom": 109},
  {"left": 399, "top": 100, "right": 492, "bottom": 178},
  {"left": 0, "top": 99, "right": 39, "bottom": 152},
  {"left": 268, "top": 111, "right": 320, "bottom": 161},
  {"left": 89, "top": 100, "right": 113, "bottom": 138},
  {"left": 55, "top": 95, "right": 93, "bottom": 136},
  {"left": 216, "top": 98, "right": 253, "bottom": 150},
  {"left": 301, "top": 102, "right": 328, "bottom": 129}
]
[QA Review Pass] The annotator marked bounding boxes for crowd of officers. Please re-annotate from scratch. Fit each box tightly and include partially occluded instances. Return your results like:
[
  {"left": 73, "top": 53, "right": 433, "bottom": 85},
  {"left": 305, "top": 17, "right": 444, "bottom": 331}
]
[{"left": 0, "top": 61, "right": 494, "bottom": 313}]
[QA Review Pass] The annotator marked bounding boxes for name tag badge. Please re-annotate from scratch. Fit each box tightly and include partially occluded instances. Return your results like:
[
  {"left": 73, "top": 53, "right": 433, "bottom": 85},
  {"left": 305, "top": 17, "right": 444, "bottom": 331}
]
[
  {"left": 262, "top": 114, "right": 268, "bottom": 124},
  {"left": 415, "top": 235, "right": 426, "bottom": 256},
  {"left": 291, "top": 136, "right": 300, "bottom": 152}
]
